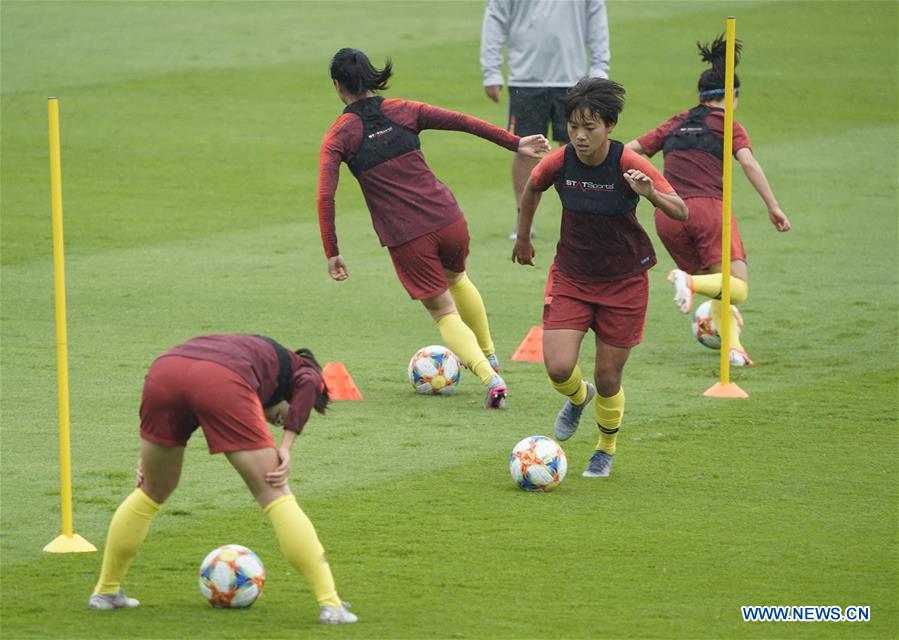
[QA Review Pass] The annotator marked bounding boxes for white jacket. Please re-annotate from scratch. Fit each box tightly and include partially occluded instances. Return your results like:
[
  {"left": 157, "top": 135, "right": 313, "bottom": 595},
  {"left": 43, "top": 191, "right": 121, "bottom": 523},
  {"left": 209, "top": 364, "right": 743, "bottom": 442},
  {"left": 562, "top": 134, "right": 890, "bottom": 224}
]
[{"left": 481, "top": 0, "right": 610, "bottom": 87}]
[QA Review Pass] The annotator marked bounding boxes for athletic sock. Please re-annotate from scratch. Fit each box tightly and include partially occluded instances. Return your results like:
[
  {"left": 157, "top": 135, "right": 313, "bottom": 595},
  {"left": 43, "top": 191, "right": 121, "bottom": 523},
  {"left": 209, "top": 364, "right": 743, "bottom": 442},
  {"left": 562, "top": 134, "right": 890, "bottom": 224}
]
[
  {"left": 264, "top": 495, "right": 341, "bottom": 608},
  {"left": 448, "top": 274, "right": 496, "bottom": 357},
  {"left": 691, "top": 273, "right": 748, "bottom": 304},
  {"left": 710, "top": 300, "right": 745, "bottom": 352},
  {"left": 436, "top": 313, "right": 494, "bottom": 384},
  {"left": 94, "top": 488, "right": 161, "bottom": 595},
  {"left": 549, "top": 365, "right": 588, "bottom": 405},
  {"left": 595, "top": 387, "right": 625, "bottom": 455}
]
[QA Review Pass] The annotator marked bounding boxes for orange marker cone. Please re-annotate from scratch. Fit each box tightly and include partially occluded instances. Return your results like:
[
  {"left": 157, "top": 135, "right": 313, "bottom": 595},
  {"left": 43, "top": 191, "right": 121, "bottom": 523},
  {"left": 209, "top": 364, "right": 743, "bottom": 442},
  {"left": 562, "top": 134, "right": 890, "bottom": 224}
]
[
  {"left": 322, "top": 362, "right": 363, "bottom": 400},
  {"left": 511, "top": 326, "right": 543, "bottom": 362}
]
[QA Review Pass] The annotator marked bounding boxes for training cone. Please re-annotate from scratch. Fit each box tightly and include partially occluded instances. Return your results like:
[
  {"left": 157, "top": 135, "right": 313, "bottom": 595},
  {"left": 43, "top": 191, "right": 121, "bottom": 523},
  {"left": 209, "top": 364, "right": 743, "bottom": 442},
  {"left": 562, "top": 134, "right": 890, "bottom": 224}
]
[
  {"left": 511, "top": 326, "right": 543, "bottom": 362},
  {"left": 703, "top": 382, "right": 749, "bottom": 399},
  {"left": 322, "top": 362, "right": 363, "bottom": 400}
]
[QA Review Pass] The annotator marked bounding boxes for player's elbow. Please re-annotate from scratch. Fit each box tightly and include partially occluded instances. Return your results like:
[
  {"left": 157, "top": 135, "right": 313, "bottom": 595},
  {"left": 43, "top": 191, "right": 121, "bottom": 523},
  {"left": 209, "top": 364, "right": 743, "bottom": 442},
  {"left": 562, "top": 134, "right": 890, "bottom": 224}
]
[{"left": 671, "top": 197, "right": 689, "bottom": 221}]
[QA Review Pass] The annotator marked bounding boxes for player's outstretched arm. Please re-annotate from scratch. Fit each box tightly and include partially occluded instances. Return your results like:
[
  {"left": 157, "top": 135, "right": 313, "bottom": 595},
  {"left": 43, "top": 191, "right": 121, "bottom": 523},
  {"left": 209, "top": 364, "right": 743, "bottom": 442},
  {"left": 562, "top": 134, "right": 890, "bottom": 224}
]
[
  {"left": 625, "top": 139, "right": 647, "bottom": 155},
  {"left": 328, "top": 255, "right": 349, "bottom": 281},
  {"left": 736, "top": 147, "right": 791, "bottom": 232}
]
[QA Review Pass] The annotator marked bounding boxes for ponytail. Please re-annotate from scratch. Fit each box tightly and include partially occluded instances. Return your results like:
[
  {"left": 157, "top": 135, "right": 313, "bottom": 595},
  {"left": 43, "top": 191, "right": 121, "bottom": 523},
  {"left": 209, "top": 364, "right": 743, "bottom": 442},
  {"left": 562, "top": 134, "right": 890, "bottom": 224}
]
[
  {"left": 697, "top": 34, "right": 742, "bottom": 99},
  {"left": 330, "top": 48, "right": 392, "bottom": 96},
  {"left": 294, "top": 347, "right": 330, "bottom": 414}
]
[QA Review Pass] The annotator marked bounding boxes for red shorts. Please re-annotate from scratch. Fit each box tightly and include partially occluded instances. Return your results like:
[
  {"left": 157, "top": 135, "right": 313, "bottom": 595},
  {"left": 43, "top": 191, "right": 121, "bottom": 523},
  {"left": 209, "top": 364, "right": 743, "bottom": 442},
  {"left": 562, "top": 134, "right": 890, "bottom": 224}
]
[
  {"left": 654, "top": 197, "right": 747, "bottom": 273},
  {"left": 388, "top": 216, "right": 470, "bottom": 300},
  {"left": 542, "top": 263, "right": 649, "bottom": 348},
  {"left": 139, "top": 356, "right": 275, "bottom": 454}
]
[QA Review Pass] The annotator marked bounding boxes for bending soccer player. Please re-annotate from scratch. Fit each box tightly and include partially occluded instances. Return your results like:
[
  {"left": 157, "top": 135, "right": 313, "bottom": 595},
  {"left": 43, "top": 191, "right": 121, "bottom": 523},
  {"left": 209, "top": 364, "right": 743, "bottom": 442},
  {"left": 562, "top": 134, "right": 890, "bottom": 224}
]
[
  {"left": 318, "top": 48, "right": 551, "bottom": 409},
  {"left": 512, "top": 78, "right": 687, "bottom": 477},
  {"left": 87, "top": 333, "right": 357, "bottom": 625},
  {"left": 626, "top": 35, "right": 791, "bottom": 366}
]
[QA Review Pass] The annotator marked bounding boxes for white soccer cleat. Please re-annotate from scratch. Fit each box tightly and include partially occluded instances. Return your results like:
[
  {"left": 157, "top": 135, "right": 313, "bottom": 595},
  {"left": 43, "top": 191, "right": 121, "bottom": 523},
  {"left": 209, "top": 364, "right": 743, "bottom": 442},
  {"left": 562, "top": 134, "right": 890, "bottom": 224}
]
[
  {"left": 729, "top": 348, "right": 754, "bottom": 367},
  {"left": 667, "top": 269, "right": 694, "bottom": 314},
  {"left": 87, "top": 590, "right": 140, "bottom": 610},
  {"left": 319, "top": 601, "right": 359, "bottom": 624}
]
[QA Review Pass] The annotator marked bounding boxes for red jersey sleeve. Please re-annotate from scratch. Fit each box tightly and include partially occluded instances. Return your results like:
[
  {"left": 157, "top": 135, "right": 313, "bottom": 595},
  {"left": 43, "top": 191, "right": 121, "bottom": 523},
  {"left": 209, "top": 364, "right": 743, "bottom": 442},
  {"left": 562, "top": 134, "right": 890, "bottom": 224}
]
[
  {"left": 392, "top": 99, "right": 520, "bottom": 152},
  {"left": 317, "top": 114, "right": 360, "bottom": 258},
  {"left": 620, "top": 146, "right": 675, "bottom": 195},
  {"left": 284, "top": 366, "right": 323, "bottom": 434},
  {"left": 635, "top": 112, "right": 687, "bottom": 157},
  {"left": 732, "top": 121, "right": 751, "bottom": 153},
  {"left": 529, "top": 147, "right": 566, "bottom": 191}
]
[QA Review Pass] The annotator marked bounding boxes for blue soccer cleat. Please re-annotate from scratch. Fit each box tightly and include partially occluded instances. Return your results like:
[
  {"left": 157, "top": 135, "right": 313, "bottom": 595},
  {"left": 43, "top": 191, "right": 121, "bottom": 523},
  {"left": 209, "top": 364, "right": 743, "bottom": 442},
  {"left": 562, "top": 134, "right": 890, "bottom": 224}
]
[
  {"left": 582, "top": 450, "right": 614, "bottom": 478},
  {"left": 554, "top": 382, "right": 596, "bottom": 441}
]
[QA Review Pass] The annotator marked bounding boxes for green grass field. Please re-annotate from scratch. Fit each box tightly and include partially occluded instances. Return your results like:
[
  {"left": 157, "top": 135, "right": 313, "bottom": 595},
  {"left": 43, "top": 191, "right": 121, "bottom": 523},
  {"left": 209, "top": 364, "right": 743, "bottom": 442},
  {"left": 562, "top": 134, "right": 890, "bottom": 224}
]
[{"left": 1, "top": 1, "right": 896, "bottom": 638}]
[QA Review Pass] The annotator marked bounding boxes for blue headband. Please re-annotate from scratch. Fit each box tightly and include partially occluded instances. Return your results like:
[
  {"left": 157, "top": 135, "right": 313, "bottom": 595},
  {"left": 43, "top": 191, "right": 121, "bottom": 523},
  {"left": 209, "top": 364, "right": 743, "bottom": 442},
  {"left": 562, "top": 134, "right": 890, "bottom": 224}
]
[{"left": 699, "top": 87, "right": 740, "bottom": 97}]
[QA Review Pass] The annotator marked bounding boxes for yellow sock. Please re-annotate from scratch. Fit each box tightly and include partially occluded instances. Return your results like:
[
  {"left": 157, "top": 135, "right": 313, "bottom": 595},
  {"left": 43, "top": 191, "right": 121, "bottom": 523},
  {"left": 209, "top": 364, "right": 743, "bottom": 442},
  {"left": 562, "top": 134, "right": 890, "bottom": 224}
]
[
  {"left": 264, "top": 495, "right": 341, "bottom": 608},
  {"left": 549, "top": 365, "right": 588, "bottom": 405},
  {"left": 595, "top": 387, "right": 625, "bottom": 455},
  {"left": 710, "top": 300, "right": 744, "bottom": 351},
  {"left": 691, "top": 273, "right": 748, "bottom": 304},
  {"left": 436, "top": 313, "right": 494, "bottom": 384},
  {"left": 449, "top": 274, "right": 495, "bottom": 357},
  {"left": 94, "top": 488, "right": 161, "bottom": 595}
]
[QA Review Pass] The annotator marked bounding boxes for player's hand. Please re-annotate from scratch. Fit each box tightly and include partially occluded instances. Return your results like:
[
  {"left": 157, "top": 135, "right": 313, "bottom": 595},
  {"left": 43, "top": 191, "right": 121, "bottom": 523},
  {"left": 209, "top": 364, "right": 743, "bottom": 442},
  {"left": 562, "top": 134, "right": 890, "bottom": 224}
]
[
  {"left": 266, "top": 447, "right": 292, "bottom": 487},
  {"left": 135, "top": 458, "right": 144, "bottom": 488},
  {"left": 484, "top": 85, "right": 502, "bottom": 103},
  {"left": 511, "top": 238, "right": 535, "bottom": 265},
  {"left": 623, "top": 169, "right": 654, "bottom": 198},
  {"left": 328, "top": 255, "right": 349, "bottom": 281},
  {"left": 768, "top": 206, "right": 791, "bottom": 232},
  {"left": 517, "top": 135, "right": 551, "bottom": 158}
]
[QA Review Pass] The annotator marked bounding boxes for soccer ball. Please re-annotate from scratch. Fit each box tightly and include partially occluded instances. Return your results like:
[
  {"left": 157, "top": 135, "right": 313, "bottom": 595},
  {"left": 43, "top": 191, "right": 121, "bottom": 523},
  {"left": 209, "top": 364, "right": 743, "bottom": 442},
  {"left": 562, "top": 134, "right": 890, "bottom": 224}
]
[
  {"left": 509, "top": 435, "right": 567, "bottom": 492},
  {"left": 198, "top": 544, "right": 265, "bottom": 608},
  {"left": 407, "top": 345, "right": 462, "bottom": 395},
  {"left": 691, "top": 300, "right": 744, "bottom": 349}
]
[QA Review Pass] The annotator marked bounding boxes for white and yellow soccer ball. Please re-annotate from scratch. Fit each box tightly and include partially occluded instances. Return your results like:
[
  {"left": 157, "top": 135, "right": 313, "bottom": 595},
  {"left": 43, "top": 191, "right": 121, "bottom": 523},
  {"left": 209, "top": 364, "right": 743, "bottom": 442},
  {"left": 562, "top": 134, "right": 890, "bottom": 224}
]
[
  {"left": 198, "top": 544, "right": 265, "bottom": 608},
  {"left": 407, "top": 345, "right": 462, "bottom": 395},
  {"left": 509, "top": 435, "right": 567, "bottom": 492},
  {"left": 691, "top": 300, "right": 744, "bottom": 349}
]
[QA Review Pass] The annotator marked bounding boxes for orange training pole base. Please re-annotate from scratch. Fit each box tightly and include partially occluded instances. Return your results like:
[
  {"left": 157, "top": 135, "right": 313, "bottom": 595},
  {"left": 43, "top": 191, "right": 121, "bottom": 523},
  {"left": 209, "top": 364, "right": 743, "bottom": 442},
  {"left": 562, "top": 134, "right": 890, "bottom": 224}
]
[
  {"left": 44, "top": 533, "right": 97, "bottom": 553},
  {"left": 704, "top": 381, "right": 749, "bottom": 399}
]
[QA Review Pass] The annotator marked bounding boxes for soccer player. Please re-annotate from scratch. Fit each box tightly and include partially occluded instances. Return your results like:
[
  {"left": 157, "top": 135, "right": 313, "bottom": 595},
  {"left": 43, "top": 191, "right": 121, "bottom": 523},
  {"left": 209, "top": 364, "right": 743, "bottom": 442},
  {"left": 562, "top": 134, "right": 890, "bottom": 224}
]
[
  {"left": 87, "top": 334, "right": 357, "bottom": 625},
  {"left": 512, "top": 78, "right": 687, "bottom": 478},
  {"left": 626, "top": 36, "right": 791, "bottom": 366},
  {"left": 318, "top": 48, "right": 550, "bottom": 409}
]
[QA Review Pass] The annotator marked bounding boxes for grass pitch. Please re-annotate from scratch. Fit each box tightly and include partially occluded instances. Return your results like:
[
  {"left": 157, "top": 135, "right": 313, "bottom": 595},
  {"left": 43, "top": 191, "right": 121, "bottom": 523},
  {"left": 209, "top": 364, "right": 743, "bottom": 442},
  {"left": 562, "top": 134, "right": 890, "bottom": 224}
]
[{"left": 1, "top": 1, "right": 896, "bottom": 638}]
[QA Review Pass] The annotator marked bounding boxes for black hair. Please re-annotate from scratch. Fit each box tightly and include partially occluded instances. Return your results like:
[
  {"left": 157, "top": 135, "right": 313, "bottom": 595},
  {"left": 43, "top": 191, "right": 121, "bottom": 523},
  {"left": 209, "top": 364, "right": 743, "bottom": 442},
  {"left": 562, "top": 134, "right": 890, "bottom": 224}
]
[
  {"left": 697, "top": 34, "right": 742, "bottom": 99},
  {"left": 294, "top": 347, "right": 330, "bottom": 414},
  {"left": 564, "top": 78, "right": 626, "bottom": 126},
  {"left": 329, "top": 48, "right": 392, "bottom": 95}
]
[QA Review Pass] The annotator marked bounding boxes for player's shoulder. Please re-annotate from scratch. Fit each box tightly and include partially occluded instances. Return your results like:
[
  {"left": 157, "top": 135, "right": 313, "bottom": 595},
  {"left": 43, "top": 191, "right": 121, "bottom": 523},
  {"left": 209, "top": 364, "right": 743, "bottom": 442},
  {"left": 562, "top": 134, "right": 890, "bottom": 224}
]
[{"left": 321, "top": 113, "right": 359, "bottom": 144}]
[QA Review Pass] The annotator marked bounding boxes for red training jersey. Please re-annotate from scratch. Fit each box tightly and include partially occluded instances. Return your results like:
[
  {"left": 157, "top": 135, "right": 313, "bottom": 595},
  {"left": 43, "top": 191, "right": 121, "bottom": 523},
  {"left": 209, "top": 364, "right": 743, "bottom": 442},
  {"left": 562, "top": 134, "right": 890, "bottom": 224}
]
[
  {"left": 530, "top": 143, "right": 676, "bottom": 281},
  {"left": 635, "top": 106, "right": 751, "bottom": 200},
  {"left": 158, "top": 334, "right": 322, "bottom": 434},
  {"left": 318, "top": 98, "right": 520, "bottom": 256}
]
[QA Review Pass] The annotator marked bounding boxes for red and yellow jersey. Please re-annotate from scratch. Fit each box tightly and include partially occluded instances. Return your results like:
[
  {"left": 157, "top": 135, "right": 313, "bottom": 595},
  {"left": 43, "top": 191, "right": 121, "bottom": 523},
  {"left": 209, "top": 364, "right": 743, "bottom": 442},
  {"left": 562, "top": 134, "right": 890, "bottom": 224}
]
[
  {"left": 318, "top": 98, "right": 520, "bottom": 256},
  {"left": 530, "top": 142, "right": 675, "bottom": 282},
  {"left": 636, "top": 106, "right": 751, "bottom": 200}
]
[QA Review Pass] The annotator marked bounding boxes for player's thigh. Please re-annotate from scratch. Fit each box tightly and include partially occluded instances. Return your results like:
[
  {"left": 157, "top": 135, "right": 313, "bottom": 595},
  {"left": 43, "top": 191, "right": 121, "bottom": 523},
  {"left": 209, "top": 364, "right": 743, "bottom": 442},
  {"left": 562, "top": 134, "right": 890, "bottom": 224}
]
[
  {"left": 434, "top": 217, "right": 470, "bottom": 274},
  {"left": 225, "top": 448, "right": 291, "bottom": 508},
  {"left": 542, "top": 328, "right": 587, "bottom": 381},
  {"left": 138, "top": 437, "right": 185, "bottom": 504},
  {"left": 508, "top": 87, "right": 552, "bottom": 137}
]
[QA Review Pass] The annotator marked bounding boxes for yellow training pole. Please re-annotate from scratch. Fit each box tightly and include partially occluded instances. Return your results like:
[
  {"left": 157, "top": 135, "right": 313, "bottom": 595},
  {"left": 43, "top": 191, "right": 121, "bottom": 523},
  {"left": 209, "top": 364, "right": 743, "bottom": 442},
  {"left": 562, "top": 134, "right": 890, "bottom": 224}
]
[
  {"left": 44, "top": 97, "right": 96, "bottom": 553},
  {"left": 705, "top": 18, "right": 748, "bottom": 399}
]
